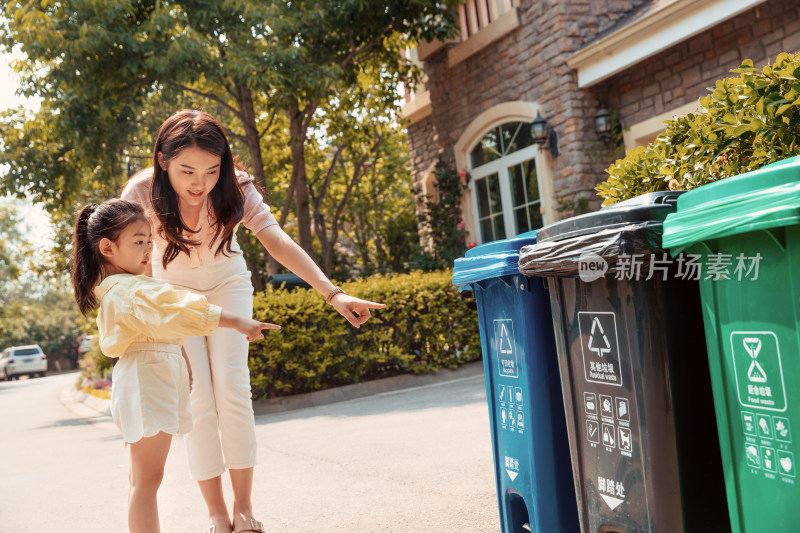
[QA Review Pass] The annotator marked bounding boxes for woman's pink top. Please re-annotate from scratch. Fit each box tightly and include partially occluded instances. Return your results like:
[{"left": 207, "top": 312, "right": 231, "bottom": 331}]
[{"left": 121, "top": 168, "right": 278, "bottom": 272}]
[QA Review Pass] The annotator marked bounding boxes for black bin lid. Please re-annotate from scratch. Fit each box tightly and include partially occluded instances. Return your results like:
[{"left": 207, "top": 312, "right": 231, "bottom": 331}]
[{"left": 536, "top": 191, "right": 684, "bottom": 244}]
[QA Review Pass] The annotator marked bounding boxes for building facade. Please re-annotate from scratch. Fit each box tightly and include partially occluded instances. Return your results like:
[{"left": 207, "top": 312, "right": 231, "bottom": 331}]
[{"left": 403, "top": 0, "right": 800, "bottom": 245}]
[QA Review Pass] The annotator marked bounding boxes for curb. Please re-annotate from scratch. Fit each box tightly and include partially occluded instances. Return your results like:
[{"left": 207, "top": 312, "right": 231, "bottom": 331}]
[
  {"left": 252, "top": 360, "right": 485, "bottom": 416},
  {"left": 59, "top": 385, "right": 112, "bottom": 420},
  {"left": 60, "top": 360, "right": 486, "bottom": 419}
]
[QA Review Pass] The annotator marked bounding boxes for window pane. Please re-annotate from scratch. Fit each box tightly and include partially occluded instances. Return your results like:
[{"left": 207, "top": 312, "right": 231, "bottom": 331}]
[
  {"left": 487, "top": 173, "right": 502, "bottom": 213},
  {"left": 509, "top": 158, "right": 542, "bottom": 234},
  {"left": 510, "top": 162, "right": 527, "bottom": 207},
  {"left": 515, "top": 122, "right": 534, "bottom": 151},
  {"left": 515, "top": 206, "right": 530, "bottom": 234},
  {"left": 500, "top": 122, "right": 534, "bottom": 156},
  {"left": 472, "top": 123, "right": 536, "bottom": 169},
  {"left": 476, "top": 178, "right": 490, "bottom": 217},
  {"left": 471, "top": 128, "right": 502, "bottom": 169},
  {"left": 492, "top": 214, "right": 506, "bottom": 240},
  {"left": 528, "top": 203, "right": 543, "bottom": 231},
  {"left": 476, "top": 172, "right": 504, "bottom": 242},
  {"left": 526, "top": 163, "right": 540, "bottom": 199},
  {"left": 480, "top": 218, "right": 494, "bottom": 242}
]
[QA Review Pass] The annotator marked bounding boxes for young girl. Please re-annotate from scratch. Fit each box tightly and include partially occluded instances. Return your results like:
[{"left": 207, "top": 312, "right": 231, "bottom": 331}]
[{"left": 71, "top": 198, "right": 280, "bottom": 533}]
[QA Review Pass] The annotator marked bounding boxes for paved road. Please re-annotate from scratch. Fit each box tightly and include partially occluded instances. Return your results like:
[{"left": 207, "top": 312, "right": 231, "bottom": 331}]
[{"left": 0, "top": 370, "right": 500, "bottom": 532}]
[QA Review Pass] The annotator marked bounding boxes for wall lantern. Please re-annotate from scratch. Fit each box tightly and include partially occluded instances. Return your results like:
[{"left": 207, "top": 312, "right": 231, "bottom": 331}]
[
  {"left": 530, "top": 111, "right": 558, "bottom": 157},
  {"left": 594, "top": 107, "right": 621, "bottom": 144}
]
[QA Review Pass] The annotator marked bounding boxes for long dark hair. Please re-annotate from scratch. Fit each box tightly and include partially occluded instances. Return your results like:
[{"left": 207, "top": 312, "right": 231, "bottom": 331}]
[
  {"left": 71, "top": 199, "right": 148, "bottom": 316},
  {"left": 151, "top": 110, "right": 245, "bottom": 268}
]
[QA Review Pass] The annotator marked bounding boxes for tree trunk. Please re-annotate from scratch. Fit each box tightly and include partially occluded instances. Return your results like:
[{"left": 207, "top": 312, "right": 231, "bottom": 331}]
[
  {"left": 314, "top": 211, "right": 332, "bottom": 275},
  {"left": 233, "top": 83, "right": 281, "bottom": 278},
  {"left": 243, "top": 247, "right": 266, "bottom": 292},
  {"left": 310, "top": 145, "right": 344, "bottom": 276},
  {"left": 234, "top": 83, "right": 269, "bottom": 198},
  {"left": 355, "top": 212, "right": 372, "bottom": 269},
  {"left": 370, "top": 167, "right": 386, "bottom": 267},
  {"left": 288, "top": 108, "right": 314, "bottom": 256}
]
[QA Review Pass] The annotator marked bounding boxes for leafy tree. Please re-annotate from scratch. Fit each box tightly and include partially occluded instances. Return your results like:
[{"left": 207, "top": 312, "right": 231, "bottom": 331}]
[
  {"left": 256, "top": 2, "right": 458, "bottom": 255},
  {"left": 598, "top": 53, "right": 800, "bottom": 205},
  {"left": 0, "top": 198, "right": 82, "bottom": 364},
  {"left": 1, "top": 290, "right": 84, "bottom": 366},
  {"left": 1, "top": 0, "right": 459, "bottom": 271},
  {"left": 0, "top": 199, "right": 25, "bottom": 284},
  {"left": 341, "top": 125, "right": 422, "bottom": 276},
  {"left": 304, "top": 61, "right": 419, "bottom": 275}
]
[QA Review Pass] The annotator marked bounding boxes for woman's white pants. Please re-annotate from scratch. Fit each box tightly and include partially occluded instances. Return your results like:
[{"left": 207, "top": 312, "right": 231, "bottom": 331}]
[{"left": 157, "top": 254, "right": 257, "bottom": 480}]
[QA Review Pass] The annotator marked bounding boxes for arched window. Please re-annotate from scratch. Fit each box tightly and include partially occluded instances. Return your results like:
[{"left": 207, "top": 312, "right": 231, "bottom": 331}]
[{"left": 468, "top": 121, "right": 545, "bottom": 242}]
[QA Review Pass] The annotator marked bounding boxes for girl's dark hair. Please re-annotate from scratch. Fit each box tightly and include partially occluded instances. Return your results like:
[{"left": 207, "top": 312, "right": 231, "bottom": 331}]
[
  {"left": 151, "top": 109, "right": 245, "bottom": 268},
  {"left": 71, "top": 199, "right": 148, "bottom": 316}
]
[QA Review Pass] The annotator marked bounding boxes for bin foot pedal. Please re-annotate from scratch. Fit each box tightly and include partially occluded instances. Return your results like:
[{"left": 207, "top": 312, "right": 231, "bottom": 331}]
[{"left": 522, "top": 523, "right": 531, "bottom": 532}]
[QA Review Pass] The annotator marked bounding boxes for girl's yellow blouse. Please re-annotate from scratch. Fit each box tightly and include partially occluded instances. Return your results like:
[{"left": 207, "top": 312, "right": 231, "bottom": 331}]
[{"left": 94, "top": 274, "right": 222, "bottom": 358}]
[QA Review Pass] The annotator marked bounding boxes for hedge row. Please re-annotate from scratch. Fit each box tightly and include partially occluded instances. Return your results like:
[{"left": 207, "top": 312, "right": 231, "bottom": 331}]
[
  {"left": 598, "top": 53, "right": 800, "bottom": 205},
  {"left": 248, "top": 269, "right": 480, "bottom": 399}
]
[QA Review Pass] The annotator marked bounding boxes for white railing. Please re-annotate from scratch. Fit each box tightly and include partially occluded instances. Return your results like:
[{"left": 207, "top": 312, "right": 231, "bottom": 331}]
[{"left": 458, "top": 0, "right": 516, "bottom": 41}]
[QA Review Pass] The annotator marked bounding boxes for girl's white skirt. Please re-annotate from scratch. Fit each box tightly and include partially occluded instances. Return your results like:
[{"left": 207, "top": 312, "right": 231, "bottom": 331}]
[{"left": 110, "top": 342, "right": 192, "bottom": 444}]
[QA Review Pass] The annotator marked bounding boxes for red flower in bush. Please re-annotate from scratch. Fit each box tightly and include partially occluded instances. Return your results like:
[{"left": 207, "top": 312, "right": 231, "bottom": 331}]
[{"left": 467, "top": 242, "right": 478, "bottom": 249}]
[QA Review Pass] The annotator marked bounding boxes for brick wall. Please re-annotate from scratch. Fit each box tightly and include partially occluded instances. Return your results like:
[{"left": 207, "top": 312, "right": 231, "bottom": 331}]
[
  {"left": 407, "top": 0, "right": 649, "bottom": 218},
  {"left": 596, "top": 0, "right": 800, "bottom": 138},
  {"left": 407, "top": 0, "right": 800, "bottom": 227}
]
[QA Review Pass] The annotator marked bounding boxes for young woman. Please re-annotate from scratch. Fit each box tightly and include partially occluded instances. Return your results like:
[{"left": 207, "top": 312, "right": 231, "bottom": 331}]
[
  {"left": 121, "top": 110, "right": 384, "bottom": 533},
  {"left": 70, "top": 199, "right": 279, "bottom": 533}
]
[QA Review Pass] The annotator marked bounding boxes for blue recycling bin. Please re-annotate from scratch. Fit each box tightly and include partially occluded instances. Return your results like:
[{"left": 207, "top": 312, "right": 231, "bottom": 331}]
[{"left": 453, "top": 232, "right": 578, "bottom": 533}]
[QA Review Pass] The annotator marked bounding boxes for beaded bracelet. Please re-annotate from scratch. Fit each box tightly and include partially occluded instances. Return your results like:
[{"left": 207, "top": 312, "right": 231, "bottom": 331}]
[{"left": 325, "top": 286, "right": 346, "bottom": 304}]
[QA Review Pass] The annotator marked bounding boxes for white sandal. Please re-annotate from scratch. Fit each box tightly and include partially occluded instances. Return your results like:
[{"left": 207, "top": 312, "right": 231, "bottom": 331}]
[{"left": 233, "top": 517, "right": 266, "bottom": 533}]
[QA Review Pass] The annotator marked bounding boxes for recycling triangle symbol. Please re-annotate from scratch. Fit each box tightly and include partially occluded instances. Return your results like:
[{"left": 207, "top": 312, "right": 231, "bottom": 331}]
[
  {"left": 498, "top": 323, "right": 514, "bottom": 355},
  {"left": 588, "top": 317, "right": 611, "bottom": 357}
]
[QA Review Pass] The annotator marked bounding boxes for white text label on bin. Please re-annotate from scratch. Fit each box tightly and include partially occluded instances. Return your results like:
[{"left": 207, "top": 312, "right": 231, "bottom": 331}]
[
  {"left": 578, "top": 312, "right": 623, "bottom": 387},
  {"left": 597, "top": 476, "right": 626, "bottom": 510},
  {"left": 731, "top": 331, "right": 787, "bottom": 412},
  {"left": 494, "top": 319, "right": 519, "bottom": 378},
  {"left": 504, "top": 455, "right": 520, "bottom": 481}
]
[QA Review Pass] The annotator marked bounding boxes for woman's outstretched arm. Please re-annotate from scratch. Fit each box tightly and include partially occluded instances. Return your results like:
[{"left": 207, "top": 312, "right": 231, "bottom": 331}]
[{"left": 256, "top": 225, "right": 385, "bottom": 328}]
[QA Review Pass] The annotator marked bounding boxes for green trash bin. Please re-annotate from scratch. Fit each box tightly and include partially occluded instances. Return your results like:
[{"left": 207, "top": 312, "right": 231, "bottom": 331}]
[{"left": 663, "top": 156, "right": 800, "bottom": 533}]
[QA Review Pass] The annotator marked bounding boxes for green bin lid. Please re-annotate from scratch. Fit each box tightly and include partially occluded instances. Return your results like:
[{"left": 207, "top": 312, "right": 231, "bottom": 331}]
[{"left": 662, "top": 155, "right": 800, "bottom": 250}]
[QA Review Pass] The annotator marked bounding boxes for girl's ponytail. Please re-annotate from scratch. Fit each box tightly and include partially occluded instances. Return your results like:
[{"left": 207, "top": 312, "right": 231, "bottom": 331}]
[
  {"left": 70, "top": 199, "right": 147, "bottom": 316},
  {"left": 72, "top": 204, "right": 101, "bottom": 315}
]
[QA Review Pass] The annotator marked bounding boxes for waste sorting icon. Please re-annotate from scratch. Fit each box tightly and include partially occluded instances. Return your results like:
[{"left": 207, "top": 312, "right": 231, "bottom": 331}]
[{"left": 578, "top": 312, "right": 623, "bottom": 386}]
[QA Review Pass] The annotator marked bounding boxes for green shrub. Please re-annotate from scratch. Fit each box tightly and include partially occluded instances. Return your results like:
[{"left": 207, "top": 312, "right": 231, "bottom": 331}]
[
  {"left": 249, "top": 269, "right": 479, "bottom": 399},
  {"left": 597, "top": 53, "right": 800, "bottom": 205},
  {"left": 78, "top": 340, "right": 114, "bottom": 382}
]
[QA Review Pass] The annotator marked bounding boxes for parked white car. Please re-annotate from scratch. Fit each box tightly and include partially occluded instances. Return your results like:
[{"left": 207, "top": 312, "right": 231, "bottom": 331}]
[
  {"left": 1, "top": 345, "right": 48, "bottom": 380},
  {"left": 78, "top": 335, "right": 97, "bottom": 355}
]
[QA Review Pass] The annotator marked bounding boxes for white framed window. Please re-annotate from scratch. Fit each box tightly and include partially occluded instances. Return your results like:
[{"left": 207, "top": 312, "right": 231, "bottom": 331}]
[{"left": 468, "top": 121, "right": 545, "bottom": 243}]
